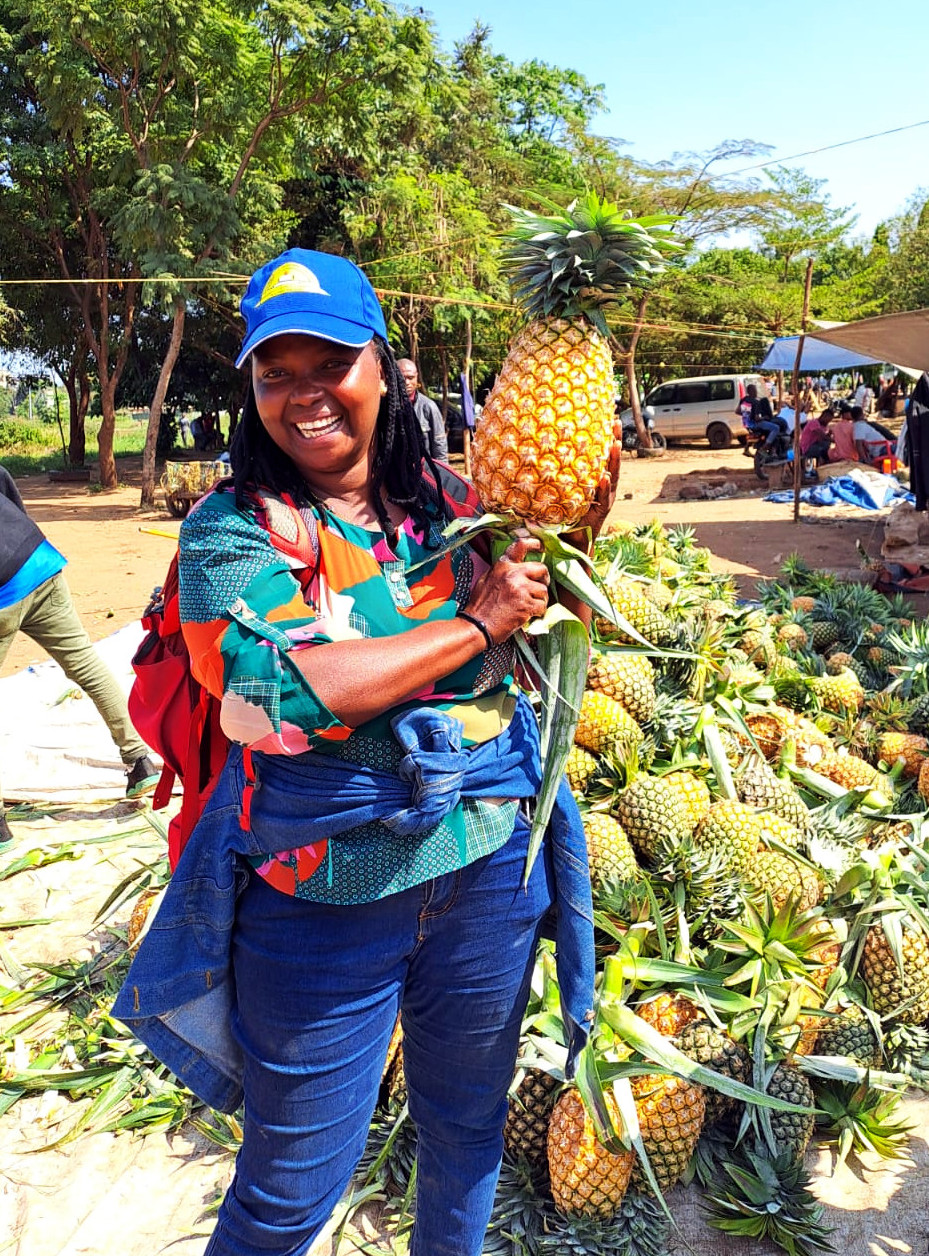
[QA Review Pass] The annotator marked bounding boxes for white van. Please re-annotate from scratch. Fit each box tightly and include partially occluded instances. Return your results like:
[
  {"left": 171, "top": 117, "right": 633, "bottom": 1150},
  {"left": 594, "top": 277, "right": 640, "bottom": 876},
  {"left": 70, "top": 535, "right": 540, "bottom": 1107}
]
[{"left": 619, "top": 374, "right": 773, "bottom": 448}]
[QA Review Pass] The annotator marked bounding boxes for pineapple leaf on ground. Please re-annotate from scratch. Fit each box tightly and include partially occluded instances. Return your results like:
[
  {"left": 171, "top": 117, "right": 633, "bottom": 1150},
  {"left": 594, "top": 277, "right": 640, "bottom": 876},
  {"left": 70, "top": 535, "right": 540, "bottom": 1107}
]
[{"left": 703, "top": 1148, "right": 836, "bottom": 1255}]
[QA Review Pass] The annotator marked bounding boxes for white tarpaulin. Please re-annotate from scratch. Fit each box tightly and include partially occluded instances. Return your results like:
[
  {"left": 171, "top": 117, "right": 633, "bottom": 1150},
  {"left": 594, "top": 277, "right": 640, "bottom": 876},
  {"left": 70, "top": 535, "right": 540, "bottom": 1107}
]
[
  {"left": 804, "top": 308, "right": 929, "bottom": 374},
  {"left": 0, "top": 622, "right": 163, "bottom": 802}
]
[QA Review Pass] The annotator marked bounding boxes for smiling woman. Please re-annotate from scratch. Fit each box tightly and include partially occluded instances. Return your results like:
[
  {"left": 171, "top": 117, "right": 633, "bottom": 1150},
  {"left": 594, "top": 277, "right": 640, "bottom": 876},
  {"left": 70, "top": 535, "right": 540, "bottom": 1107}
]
[{"left": 113, "top": 247, "right": 607, "bottom": 1256}]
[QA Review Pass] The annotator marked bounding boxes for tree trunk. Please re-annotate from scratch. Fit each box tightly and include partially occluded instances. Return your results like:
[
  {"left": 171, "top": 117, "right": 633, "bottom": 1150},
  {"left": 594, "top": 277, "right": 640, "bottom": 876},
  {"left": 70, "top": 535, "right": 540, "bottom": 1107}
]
[
  {"left": 97, "top": 378, "right": 118, "bottom": 488},
  {"left": 628, "top": 294, "right": 651, "bottom": 449},
  {"left": 63, "top": 360, "right": 88, "bottom": 468},
  {"left": 624, "top": 356, "right": 649, "bottom": 447},
  {"left": 141, "top": 299, "right": 186, "bottom": 508}
]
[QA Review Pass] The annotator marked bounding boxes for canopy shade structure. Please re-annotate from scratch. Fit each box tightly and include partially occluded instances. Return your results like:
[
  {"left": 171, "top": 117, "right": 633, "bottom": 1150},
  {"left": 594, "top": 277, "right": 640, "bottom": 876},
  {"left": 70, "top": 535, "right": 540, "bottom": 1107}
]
[
  {"left": 808, "top": 308, "right": 929, "bottom": 374},
  {"left": 757, "top": 335, "right": 884, "bottom": 373}
]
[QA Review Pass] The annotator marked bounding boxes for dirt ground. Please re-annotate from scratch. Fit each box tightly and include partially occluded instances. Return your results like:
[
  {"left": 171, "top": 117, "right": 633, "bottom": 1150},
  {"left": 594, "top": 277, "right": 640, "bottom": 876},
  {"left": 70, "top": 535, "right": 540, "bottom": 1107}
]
[
  {"left": 3, "top": 446, "right": 928, "bottom": 1256},
  {"left": 0, "top": 444, "right": 901, "bottom": 677}
]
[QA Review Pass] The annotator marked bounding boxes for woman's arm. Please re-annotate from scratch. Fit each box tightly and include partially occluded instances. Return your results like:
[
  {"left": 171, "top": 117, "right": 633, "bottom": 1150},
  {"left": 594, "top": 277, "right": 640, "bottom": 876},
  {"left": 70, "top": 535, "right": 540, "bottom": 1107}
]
[{"left": 292, "top": 533, "right": 549, "bottom": 727}]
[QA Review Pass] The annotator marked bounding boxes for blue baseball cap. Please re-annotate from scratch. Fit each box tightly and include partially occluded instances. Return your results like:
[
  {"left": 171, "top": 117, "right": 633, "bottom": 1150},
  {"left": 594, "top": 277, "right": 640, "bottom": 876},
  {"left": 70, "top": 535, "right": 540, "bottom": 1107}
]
[{"left": 235, "top": 248, "right": 387, "bottom": 369}]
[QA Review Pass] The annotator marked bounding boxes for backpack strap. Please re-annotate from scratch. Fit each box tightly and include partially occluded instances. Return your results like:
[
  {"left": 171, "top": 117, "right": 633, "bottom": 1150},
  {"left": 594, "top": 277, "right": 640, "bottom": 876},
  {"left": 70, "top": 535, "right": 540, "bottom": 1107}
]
[
  {"left": 250, "top": 488, "right": 320, "bottom": 571},
  {"left": 423, "top": 461, "right": 481, "bottom": 519}
]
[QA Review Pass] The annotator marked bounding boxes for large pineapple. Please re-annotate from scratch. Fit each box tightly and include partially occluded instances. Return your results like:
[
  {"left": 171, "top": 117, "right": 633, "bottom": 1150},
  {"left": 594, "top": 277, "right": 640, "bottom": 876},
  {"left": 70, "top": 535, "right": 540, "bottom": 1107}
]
[
  {"left": 596, "top": 576, "right": 677, "bottom": 647},
  {"left": 547, "top": 1088, "right": 636, "bottom": 1218},
  {"left": 862, "top": 923, "right": 929, "bottom": 1023},
  {"left": 694, "top": 800, "right": 763, "bottom": 877},
  {"left": 766, "top": 1064, "right": 816, "bottom": 1162},
  {"left": 614, "top": 776, "right": 691, "bottom": 865},
  {"left": 565, "top": 745, "right": 599, "bottom": 796},
  {"left": 662, "top": 770, "right": 712, "bottom": 828},
  {"left": 736, "top": 756, "right": 810, "bottom": 836},
  {"left": 471, "top": 196, "right": 677, "bottom": 526},
  {"left": 629, "top": 1072, "right": 706, "bottom": 1194},
  {"left": 575, "top": 690, "right": 642, "bottom": 757},
  {"left": 749, "top": 850, "right": 821, "bottom": 913},
  {"left": 583, "top": 812, "right": 639, "bottom": 891},
  {"left": 675, "top": 1018, "right": 752, "bottom": 1126}
]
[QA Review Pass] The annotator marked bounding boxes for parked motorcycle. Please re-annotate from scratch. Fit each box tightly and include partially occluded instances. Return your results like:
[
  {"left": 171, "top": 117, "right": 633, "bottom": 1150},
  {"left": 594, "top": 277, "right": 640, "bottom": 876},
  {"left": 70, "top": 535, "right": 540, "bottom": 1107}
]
[
  {"left": 619, "top": 405, "right": 667, "bottom": 453},
  {"left": 745, "top": 429, "right": 815, "bottom": 483}
]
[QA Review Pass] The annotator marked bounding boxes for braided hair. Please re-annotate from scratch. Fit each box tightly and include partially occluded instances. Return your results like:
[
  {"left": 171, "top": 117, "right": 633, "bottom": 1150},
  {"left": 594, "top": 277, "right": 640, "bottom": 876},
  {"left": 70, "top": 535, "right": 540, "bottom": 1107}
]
[{"left": 230, "top": 335, "right": 449, "bottom": 546}]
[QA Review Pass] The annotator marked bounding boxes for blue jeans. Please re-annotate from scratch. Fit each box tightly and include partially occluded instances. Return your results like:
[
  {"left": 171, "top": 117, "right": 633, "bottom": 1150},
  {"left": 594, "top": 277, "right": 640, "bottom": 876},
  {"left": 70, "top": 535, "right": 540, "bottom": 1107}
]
[
  {"left": 756, "top": 417, "right": 788, "bottom": 448},
  {"left": 205, "top": 810, "right": 554, "bottom": 1256}
]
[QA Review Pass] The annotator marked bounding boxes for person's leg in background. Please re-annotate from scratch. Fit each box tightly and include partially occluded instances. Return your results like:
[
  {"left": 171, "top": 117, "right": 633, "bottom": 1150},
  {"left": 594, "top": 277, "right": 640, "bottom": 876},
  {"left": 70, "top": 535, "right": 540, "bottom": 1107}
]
[
  {"left": 4, "top": 572, "right": 157, "bottom": 800},
  {"left": 402, "top": 814, "right": 555, "bottom": 1256}
]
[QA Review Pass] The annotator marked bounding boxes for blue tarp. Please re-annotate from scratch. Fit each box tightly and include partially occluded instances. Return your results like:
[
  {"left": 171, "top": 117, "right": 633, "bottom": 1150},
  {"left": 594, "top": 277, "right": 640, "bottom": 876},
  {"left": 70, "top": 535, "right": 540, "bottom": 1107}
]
[
  {"left": 765, "top": 470, "right": 913, "bottom": 511},
  {"left": 757, "top": 335, "right": 885, "bottom": 373}
]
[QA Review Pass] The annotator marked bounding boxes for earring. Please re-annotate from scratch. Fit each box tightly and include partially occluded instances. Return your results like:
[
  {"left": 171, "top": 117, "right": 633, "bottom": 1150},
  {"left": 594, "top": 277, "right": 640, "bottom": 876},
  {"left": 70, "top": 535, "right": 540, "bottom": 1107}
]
[{"left": 379, "top": 380, "right": 388, "bottom": 396}]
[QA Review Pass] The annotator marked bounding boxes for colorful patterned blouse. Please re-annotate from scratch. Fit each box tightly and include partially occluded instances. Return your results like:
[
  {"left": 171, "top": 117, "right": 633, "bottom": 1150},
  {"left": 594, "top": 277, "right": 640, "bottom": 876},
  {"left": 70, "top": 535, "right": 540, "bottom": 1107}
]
[{"left": 178, "top": 486, "right": 519, "bottom": 904}]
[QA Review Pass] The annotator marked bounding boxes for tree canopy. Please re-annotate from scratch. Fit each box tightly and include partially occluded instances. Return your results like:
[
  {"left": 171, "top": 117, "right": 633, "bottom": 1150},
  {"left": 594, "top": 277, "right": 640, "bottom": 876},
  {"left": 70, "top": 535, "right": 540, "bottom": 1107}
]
[{"left": 0, "top": 2, "right": 920, "bottom": 493}]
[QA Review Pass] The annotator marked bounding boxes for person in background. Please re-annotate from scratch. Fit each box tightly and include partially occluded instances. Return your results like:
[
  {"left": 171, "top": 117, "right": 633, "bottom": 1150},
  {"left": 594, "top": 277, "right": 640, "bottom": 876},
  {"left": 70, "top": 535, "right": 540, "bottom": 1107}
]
[
  {"left": 799, "top": 408, "right": 833, "bottom": 465},
  {"left": 854, "top": 377, "right": 874, "bottom": 416},
  {"left": 851, "top": 405, "right": 894, "bottom": 464},
  {"left": 0, "top": 466, "right": 158, "bottom": 849},
  {"left": 736, "top": 382, "right": 787, "bottom": 448},
  {"left": 828, "top": 405, "right": 859, "bottom": 462},
  {"left": 179, "top": 414, "right": 192, "bottom": 447},
  {"left": 877, "top": 376, "right": 900, "bottom": 418},
  {"left": 396, "top": 358, "right": 449, "bottom": 461}
]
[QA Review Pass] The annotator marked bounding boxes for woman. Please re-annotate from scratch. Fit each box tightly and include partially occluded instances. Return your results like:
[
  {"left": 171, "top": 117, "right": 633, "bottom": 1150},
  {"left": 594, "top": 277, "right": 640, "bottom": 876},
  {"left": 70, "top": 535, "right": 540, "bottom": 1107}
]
[{"left": 115, "top": 248, "right": 612, "bottom": 1256}]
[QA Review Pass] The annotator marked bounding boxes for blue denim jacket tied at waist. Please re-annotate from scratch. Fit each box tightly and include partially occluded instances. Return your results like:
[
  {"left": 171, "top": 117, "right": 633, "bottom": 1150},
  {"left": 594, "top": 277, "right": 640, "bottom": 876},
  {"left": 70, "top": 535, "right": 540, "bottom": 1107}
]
[{"left": 112, "top": 692, "right": 595, "bottom": 1113}]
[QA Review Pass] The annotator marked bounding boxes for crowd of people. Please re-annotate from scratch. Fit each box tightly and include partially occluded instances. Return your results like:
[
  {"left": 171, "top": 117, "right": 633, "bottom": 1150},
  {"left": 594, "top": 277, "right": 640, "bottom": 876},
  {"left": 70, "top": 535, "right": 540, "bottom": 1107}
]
[{"left": 743, "top": 372, "right": 906, "bottom": 474}]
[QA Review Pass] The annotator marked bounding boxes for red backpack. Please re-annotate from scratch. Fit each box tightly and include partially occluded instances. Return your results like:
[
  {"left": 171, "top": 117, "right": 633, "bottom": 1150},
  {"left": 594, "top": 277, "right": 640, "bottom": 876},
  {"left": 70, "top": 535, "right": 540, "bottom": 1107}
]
[{"left": 129, "top": 466, "right": 481, "bottom": 869}]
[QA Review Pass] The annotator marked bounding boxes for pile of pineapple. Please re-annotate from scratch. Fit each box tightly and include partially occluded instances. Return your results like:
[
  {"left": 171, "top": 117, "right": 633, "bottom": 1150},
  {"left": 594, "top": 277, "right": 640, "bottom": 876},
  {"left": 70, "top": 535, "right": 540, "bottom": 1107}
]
[{"left": 366, "top": 526, "right": 929, "bottom": 1256}]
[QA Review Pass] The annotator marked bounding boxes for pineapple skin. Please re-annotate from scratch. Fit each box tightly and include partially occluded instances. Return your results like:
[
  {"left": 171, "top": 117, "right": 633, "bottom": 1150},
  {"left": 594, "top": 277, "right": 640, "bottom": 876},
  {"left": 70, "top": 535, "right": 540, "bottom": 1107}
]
[
  {"left": 471, "top": 318, "right": 615, "bottom": 527},
  {"left": 862, "top": 924, "right": 929, "bottom": 1022},
  {"left": 694, "top": 800, "right": 763, "bottom": 876},
  {"left": 575, "top": 690, "right": 642, "bottom": 757},
  {"left": 750, "top": 850, "right": 821, "bottom": 913},
  {"left": 674, "top": 1018, "right": 751, "bottom": 1126},
  {"left": 586, "top": 651, "right": 657, "bottom": 724},
  {"left": 583, "top": 812, "right": 639, "bottom": 891},
  {"left": 629, "top": 1073, "right": 706, "bottom": 1194},
  {"left": 503, "top": 1067, "right": 560, "bottom": 1182},
  {"left": 767, "top": 1064, "right": 816, "bottom": 1161},
  {"left": 547, "top": 1089, "right": 636, "bottom": 1219}
]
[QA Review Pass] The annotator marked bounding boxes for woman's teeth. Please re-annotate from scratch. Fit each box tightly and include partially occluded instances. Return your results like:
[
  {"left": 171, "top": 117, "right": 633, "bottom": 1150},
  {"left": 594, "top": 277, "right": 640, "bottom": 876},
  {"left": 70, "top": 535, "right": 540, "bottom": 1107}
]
[{"left": 295, "top": 416, "right": 341, "bottom": 438}]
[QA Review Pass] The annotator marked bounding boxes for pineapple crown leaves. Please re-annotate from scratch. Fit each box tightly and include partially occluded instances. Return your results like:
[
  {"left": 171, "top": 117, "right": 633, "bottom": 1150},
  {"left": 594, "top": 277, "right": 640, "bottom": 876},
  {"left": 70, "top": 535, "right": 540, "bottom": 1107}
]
[
  {"left": 595, "top": 980, "right": 814, "bottom": 1118},
  {"left": 812, "top": 1078, "right": 914, "bottom": 1165},
  {"left": 883, "top": 618, "right": 929, "bottom": 697},
  {"left": 499, "top": 193, "right": 683, "bottom": 329},
  {"left": 713, "top": 897, "right": 833, "bottom": 998},
  {"left": 702, "top": 1147, "right": 837, "bottom": 1256}
]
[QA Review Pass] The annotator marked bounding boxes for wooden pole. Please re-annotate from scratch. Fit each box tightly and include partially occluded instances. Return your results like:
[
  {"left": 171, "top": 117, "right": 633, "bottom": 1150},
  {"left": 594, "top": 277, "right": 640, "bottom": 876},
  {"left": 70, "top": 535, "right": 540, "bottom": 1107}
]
[{"left": 792, "top": 258, "right": 815, "bottom": 523}]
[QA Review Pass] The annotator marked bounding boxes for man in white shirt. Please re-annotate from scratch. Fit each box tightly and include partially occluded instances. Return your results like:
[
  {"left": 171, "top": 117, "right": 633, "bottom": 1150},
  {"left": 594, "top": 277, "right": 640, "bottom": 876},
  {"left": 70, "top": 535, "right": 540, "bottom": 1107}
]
[
  {"left": 854, "top": 380, "right": 874, "bottom": 416},
  {"left": 851, "top": 406, "right": 891, "bottom": 462}
]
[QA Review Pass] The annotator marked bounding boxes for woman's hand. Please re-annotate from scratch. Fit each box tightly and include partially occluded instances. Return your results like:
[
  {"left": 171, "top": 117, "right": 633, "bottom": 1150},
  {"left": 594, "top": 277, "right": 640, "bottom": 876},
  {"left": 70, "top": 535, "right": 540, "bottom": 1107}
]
[
  {"left": 564, "top": 423, "right": 622, "bottom": 553},
  {"left": 464, "top": 532, "right": 551, "bottom": 643}
]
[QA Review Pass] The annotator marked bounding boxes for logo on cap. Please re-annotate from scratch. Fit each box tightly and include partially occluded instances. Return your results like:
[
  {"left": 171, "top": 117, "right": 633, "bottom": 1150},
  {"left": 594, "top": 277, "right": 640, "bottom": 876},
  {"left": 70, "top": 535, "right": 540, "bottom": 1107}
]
[{"left": 257, "top": 262, "right": 329, "bottom": 306}]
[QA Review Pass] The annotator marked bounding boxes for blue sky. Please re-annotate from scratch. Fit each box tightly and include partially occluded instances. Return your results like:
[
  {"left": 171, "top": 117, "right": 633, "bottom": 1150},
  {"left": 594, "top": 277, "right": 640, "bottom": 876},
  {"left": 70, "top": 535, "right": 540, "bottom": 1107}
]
[{"left": 418, "top": 0, "right": 929, "bottom": 241}]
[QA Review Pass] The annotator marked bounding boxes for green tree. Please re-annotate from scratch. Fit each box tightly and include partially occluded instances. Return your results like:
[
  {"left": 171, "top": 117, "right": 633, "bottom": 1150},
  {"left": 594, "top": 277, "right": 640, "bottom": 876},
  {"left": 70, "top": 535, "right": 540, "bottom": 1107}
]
[
  {"left": 880, "top": 192, "right": 929, "bottom": 312},
  {"left": 758, "top": 166, "right": 856, "bottom": 281}
]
